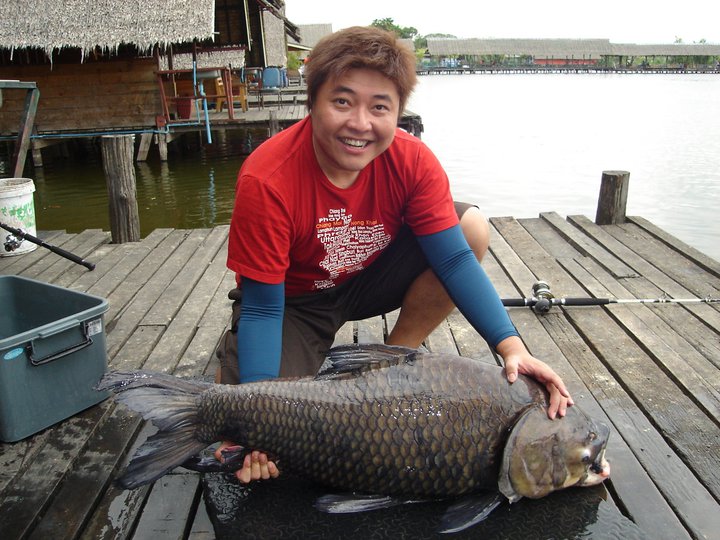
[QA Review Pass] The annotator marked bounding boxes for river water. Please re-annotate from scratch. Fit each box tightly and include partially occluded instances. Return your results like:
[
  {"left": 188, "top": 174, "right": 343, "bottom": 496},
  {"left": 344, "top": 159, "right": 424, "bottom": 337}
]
[{"left": 4, "top": 73, "right": 719, "bottom": 261}]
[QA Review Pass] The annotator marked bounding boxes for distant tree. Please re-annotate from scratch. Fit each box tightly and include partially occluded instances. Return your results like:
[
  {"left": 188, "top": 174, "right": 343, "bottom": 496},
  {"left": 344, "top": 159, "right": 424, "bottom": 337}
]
[{"left": 371, "top": 18, "right": 418, "bottom": 39}]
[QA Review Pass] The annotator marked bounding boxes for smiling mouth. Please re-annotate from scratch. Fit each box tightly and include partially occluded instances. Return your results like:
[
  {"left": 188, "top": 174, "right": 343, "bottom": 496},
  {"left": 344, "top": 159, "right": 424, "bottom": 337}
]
[{"left": 340, "top": 137, "right": 369, "bottom": 148}]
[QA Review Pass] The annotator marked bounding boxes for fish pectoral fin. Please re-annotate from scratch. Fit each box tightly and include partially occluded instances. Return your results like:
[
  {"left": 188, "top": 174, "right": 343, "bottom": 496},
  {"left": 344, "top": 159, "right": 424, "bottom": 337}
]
[
  {"left": 438, "top": 492, "right": 504, "bottom": 534},
  {"left": 316, "top": 344, "right": 420, "bottom": 380},
  {"left": 180, "top": 445, "right": 250, "bottom": 474},
  {"left": 314, "top": 493, "right": 421, "bottom": 513}
]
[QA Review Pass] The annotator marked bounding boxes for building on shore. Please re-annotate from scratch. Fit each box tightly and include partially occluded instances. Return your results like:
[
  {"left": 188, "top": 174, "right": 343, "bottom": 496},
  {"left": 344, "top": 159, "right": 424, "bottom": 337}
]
[
  {"left": 0, "top": 0, "right": 299, "bottom": 167},
  {"left": 424, "top": 38, "right": 720, "bottom": 70}
]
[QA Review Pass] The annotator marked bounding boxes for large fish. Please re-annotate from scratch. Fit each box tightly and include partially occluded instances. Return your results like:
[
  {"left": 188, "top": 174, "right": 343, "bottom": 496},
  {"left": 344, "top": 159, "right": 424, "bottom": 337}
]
[{"left": 98, "top": 344, "right": 610, "bottom": 533}]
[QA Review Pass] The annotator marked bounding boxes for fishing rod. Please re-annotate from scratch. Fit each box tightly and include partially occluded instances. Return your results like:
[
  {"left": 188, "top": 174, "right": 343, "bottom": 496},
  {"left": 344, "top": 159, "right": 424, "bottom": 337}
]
[
  {"left": 501, "top": 281, "right": 719, "bottom": 314},
  {"left": 1, "top": 221, "right": 95, "bottom": 271}
]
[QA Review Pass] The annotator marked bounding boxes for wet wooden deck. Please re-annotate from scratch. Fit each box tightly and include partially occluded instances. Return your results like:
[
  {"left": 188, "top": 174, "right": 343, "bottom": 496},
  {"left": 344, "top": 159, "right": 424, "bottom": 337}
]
[{"left": 0, "top": 213, "right": 718, "bottom": 539}]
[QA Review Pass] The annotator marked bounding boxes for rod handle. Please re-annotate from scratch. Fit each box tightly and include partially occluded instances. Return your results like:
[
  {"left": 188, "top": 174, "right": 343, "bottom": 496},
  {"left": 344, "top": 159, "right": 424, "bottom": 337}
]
[
  {"left": 46, "top": 243, "right": 96, "bottom": 271},
  {"left": 560, "top": 297, "right": 612, "bottom": 306},
  {"left": 501, "top": 298, "right": 531, "bottom": 307}
]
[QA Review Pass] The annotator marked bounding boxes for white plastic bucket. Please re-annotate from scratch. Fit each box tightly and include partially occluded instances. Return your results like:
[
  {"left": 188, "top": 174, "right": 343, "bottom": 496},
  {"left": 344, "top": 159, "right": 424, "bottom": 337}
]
[{"left": 0, "top": 178, "right": 37, "bottom": 256}]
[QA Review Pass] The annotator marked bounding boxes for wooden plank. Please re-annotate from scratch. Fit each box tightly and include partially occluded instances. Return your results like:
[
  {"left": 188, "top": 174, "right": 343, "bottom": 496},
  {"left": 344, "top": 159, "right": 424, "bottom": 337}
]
[
  {"left": 11, "top": 86, "right": 39, "bottom": 177},
  {"left": 568, "top": 215, "right": 720, "bottom": 335},
  {"left": 424, "top": 318, "right": 459, "bottom": 354},
  {"left": 565, "top": 305, "right": 720, "bottom": 495},
  {"left": 538, "top": 313, "right": 707, "bottom": 540},
  {"left": 485, "top": 223, "right": 692, "bottom": 538},
  {"left": 627, "top": 215, "right": 720, "bottom": 278},
  {"left": 141, "top": 227, "right": 228, "bottom": 327},
  {"left": 561, "top": 256, "right": 720, "bottom": 404},
  {"left": 27, "top": 405, "right": 142, "bottom": 540},
  {"left": 105, "top": 229, "right": 207, "bottom": 355},
  {"left": 58, "top": 241, "right": 120, "bottom": 290},
  {"left": 490, "top": 216, "right": 714, "bottom": 539},
  {"left": 110, "top": 325, "right": 165, "bottom": 371},
  {"left": 491, "top": 216, "right": 585, "bottom": 296},
  {"left": 176, "top": 324, "right": 228, "bottom": 380},
  {"left": 0, "top": 230, "right": 70, "bottom": 276},
  {"left": 26, "top": 229, "right": 110, "bottom": 283},
  {"left": 175, "top": 269, "right": 235, "bottom": 379},
  {"left": 0, "top": 429, "right": 51, "bottom": 494},
  {"left": 130, "top": 472, "right": 201, "bottom": 540},
  {"left": 80, "top": 483, "right": 152, "bottom": 540},
  {"left": 540, "top": 213, "right": 720, "bottom": 374},
  {"left": 332, "top": 321, "right": 355, "bottom": 347},
  {"left": 143, "top": 228, "right": 230, "bottom": 373},
  {"left": 78, "top": 421, "right": 156, "bottom": 540},
  {"left": 0, "top": 402, "right": 114, "bottom": 539},
  {"left": 187, "top": 494, "right": 215, "bottom": 540},
  {"left": 356, "top": 316, "right": 385, "bottom": 344},
  {"left": 86, "top": 229, "right": 173, "bottom": 301},
  {"left": 539, "top": 212, "right": 639, "bottom": 279},
  {"left": 612, "top": 221, "right": 720, "bottom": 298}
]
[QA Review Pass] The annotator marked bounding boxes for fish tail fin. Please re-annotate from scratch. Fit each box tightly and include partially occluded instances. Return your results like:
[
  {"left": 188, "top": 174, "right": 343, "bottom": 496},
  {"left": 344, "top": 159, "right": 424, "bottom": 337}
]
[{"left": 97, "top": 371, "right": 213, "bottom": 489}]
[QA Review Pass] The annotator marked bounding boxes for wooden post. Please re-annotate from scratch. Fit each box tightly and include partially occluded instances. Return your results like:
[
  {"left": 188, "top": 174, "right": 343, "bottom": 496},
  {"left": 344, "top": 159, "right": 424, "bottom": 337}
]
[
  {"left": 595, "top": 170, "right": 630, "bottom": 225},
  {"left": 11, "top": 87, "right": 40, "bottom": 178},
  {"left": 136, "top": 132, "right": 153, "bottom": 162},
  {"left": 268, "top": 110, "right": 280, "bottom": 137},
  {"left": 101, "top": 135, "right": 140, "bottom": 243}
]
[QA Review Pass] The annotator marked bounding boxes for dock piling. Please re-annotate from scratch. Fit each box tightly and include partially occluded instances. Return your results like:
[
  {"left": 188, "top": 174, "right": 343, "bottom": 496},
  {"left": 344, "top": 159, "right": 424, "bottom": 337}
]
[
  {"left": 595, "top": 170, "right": 630, "bottom": 225},
  {"left": 101, "top": 134, "right": 140, "bottom": 243}
]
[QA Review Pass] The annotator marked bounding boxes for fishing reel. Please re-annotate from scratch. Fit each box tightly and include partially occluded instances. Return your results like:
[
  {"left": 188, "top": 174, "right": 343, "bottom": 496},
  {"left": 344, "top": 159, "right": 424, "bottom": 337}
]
[
  {"left": 3, "top": 232, "right": 23, "bottom": 252},
  {"left": 531, "top": 280, "right": 555, "bottom": 314}
]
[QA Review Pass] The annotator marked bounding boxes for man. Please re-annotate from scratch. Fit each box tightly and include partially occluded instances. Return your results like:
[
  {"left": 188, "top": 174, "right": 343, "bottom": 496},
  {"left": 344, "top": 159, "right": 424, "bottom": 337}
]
[{"left": 215, "top": 26, "right": 572, "bottom": 483}]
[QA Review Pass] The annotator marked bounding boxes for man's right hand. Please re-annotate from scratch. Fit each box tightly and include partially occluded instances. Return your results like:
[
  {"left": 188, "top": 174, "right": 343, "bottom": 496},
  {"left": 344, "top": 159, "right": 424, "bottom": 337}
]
[{"left": 214, "top": 441, "right": 280, "bottom": 483}]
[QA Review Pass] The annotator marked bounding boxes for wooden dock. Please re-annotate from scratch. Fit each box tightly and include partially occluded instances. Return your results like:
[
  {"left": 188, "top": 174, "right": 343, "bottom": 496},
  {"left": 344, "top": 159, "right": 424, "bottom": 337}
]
[{"left": 0, "top": 213, "right": 718, "bottom": 539}]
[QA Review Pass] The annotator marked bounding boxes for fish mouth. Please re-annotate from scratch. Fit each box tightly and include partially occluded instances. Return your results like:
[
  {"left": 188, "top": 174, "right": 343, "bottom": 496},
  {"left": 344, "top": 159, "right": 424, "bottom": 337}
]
[{"left": 584, "top": 448, "right": 611, "bottom": 485}]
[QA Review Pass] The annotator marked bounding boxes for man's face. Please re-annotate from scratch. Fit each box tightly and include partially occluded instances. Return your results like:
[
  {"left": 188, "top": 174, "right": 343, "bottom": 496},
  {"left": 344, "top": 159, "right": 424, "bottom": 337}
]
[{"left": 310, "top": 68, "right": 400, "bottom": 188}]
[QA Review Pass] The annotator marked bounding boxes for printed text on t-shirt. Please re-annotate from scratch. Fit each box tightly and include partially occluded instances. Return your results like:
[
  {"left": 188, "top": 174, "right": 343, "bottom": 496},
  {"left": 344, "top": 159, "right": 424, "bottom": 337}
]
[{"left": 314, "top": 208, "right": 390, "bottom": 289}]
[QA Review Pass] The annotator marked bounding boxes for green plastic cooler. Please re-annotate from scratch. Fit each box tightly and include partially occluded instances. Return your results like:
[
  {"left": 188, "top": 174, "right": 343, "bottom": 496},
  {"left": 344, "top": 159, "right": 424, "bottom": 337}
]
[{"left": 0, "top": 275, "right": 109, "bottom": 442}]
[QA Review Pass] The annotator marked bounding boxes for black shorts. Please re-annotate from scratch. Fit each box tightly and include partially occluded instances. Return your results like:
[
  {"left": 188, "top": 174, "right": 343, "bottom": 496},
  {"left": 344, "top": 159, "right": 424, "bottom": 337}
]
[{"left": 216, "top": 201, "right": 475, "bottom": 383}]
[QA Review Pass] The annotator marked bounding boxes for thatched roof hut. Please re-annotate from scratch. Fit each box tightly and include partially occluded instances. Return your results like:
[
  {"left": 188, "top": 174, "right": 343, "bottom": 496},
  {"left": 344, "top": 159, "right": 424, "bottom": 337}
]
[
  {"left": 610, "top": 43, "right": 720, "bottom": 57},
  {"left": 288, "top": 24, "right": 334, "bottom": 50},
  {"left": 426, "top": 38, "right": 720, "bottom": 59},
  {"left": 0, "top": 0, "right": 299, "bottom": 60},
  {"left": 428, "top": 38, "right": 612, "bottom": 59},
  {"left": 0, "top": 0, "right": 299, "bottom": 140},
  {"left": 0, "top": 0, "right": 216, "bottom": 57}
]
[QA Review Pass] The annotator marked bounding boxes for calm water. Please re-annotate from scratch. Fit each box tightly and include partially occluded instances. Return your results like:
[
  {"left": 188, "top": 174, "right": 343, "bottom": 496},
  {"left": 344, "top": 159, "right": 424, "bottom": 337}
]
[
  {"left": 408, "top": 73, "right": 720, "bottom": 261},
  {"left": 3, "top": 73, "right": 718, "bottom": 261}
]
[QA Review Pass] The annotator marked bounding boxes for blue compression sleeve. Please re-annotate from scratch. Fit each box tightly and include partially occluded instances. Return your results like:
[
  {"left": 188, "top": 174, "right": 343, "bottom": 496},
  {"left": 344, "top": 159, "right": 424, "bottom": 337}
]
[
  {"left": 417, "top": 225, "right": 519, "bottom": 349},
  {"left": 236, "top": 278, "right": 284, "bottom": 383}
]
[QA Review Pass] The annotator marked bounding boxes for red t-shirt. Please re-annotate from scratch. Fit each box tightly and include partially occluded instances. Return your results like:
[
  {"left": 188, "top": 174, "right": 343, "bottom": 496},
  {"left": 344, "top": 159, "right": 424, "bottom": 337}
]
[{"left": 228, "top": 116, "right": 458, "bottom": 296}]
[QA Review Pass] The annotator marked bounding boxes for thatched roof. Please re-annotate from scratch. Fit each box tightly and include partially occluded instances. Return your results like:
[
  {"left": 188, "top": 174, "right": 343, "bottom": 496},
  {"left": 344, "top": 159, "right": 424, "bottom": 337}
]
[
  {"left": 0, "top": 0, "right": 300, "bottom": 56},
  {"left": 610, "top": 43, "right": 720, "bottom": 56},
  {"left": 0, "top": 0, "right": 216, "bottom": 56},
  {"left": 256, "top": 0, "right": 300, "bottom": 42},
  {"left": 158, "top": 49, "right": 247, "bottom": 71},
  {"left": 427, "top": 38, "right": 720, "bottom": 58},
  {"left": 288, "top": 24, "right": 334, "bottom": 48},
  {"left": 428, "top": 38, "right": 612, "bottom": 59}
]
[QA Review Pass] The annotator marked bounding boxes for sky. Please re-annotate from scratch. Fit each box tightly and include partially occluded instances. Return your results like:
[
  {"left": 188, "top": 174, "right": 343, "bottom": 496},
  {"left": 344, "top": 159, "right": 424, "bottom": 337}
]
[{"left": 285, "top": 0, "right": 720, "bottom": 44}]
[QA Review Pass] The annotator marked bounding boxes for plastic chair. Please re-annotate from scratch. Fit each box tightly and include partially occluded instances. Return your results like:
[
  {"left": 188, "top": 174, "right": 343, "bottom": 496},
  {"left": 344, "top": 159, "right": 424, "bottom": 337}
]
[{"left": 260, "top": 67, "right": 283, "bottom": 108}]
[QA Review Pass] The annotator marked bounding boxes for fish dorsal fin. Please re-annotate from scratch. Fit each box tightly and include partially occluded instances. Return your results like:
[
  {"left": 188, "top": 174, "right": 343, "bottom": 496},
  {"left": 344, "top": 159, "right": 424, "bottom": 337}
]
[{"left": 315, "top": 343, "right": 420, "bottom": 380}]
